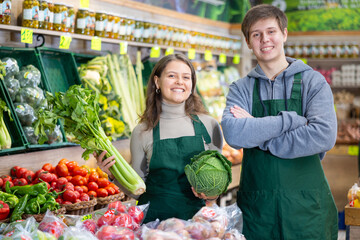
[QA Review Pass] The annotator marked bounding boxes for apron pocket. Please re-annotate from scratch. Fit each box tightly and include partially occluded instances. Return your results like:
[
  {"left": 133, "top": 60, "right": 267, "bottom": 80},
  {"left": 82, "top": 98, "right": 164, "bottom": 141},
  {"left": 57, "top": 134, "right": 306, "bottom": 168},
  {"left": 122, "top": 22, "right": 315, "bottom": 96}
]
[
  {"left": 280, "top": 189, "right": 321, "bottom": 239},
  {"left": 237, "top": 190, "right": 277, "bottom": 239}
]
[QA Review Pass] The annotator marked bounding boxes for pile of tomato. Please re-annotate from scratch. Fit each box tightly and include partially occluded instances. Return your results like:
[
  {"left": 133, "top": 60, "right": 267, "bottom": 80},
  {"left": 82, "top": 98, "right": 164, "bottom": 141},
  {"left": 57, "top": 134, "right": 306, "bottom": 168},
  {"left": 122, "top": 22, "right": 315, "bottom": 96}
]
[{"left": 3, "top": 158, "right": 121, "bottom": 205}]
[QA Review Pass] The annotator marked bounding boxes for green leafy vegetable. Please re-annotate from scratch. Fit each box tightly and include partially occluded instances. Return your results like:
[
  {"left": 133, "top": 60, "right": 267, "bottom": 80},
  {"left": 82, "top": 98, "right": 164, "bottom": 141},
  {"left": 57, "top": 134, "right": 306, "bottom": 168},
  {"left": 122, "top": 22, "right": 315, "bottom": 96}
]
[
  {"left": 185, "top": 150, "right": 232, "bottom": 197},
  {"left": 35, "top": 85, "right": 146, "bottom": 195}
]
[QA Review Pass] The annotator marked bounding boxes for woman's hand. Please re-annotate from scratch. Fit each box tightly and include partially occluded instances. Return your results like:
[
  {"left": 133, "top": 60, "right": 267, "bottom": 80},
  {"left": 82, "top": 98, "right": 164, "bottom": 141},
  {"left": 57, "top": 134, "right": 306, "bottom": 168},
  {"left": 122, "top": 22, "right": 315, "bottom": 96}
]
[
  {"left": 191, "top": 187, "right": 218, "bottom": 206},
  {"left": 93, "top": 151, "right": 115, "bottom": 180},
  {"left": 230, "top": 105, "right": 253, "bottom": 119}
]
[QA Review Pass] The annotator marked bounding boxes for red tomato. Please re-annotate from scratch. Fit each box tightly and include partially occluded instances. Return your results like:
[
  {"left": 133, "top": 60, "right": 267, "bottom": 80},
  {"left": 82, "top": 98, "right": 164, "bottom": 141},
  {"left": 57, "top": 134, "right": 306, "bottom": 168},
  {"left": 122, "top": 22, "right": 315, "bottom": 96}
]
[
  {"left": 55, "top": 164, "right": 69, "bottom": 177},
  {"left": 105, "top": 186, "right": 115, "bottom": 196},
  {"left": 62, "top": 201, "right": 72, "bottom": 205},
  {"left": 97, "top": 178, "right": 110, "bottom": 188},
  {"left": 2, "top": 181, "right": 13, "bottom": 191},
  {"left": 72, "top": 167, "right": 87, "bottom": 177},
  {"left": 66, "top": 161, "right": 79, "bottom": 173},
  {"left": 10, "top": 166, "right": 20, "bottom": 178},
  {"left": 39, "top": 172, "right": 54, "bottom": 183},
  {"left": 63, "top": 190, "right": 78, "bottom": 203},
  {"left": 74, "top": 186, "right": 84, "bottom": 194},
  {"left": 75, "top": 199, "right": 81, "bottom": 203},
  {"left": 87, "top": 191, "right": 97, "bottom": 198},
  {"left": 97, "top": 212, "right": 115, "bottom": 227},
  {"left": 0, "top": 178, "right": 3, "bottom": 188},
  {"left": 96, "top": 188, "right": 108, "bottom": 198},
  {"left": 58, "top": 158, "right": 69, "bottom": 165},
  {"left": 73, "top": 191, "right": 80, "bottom": 199},
  {"left": 38, "top": 221, "right": 65, "bottom": 238},
  {"left": 50, "top": 181, "right": 57, "bottom": 190},
  {"left": 56, "top": 198, "right": 63, "bottom": 204},
  {"left": 64, "top": 182, "right": 75, "bottom": 191},
  {"left": 79, "top": 193, "right": 90, "bottom": 201},
  {"left": 127, "top": 206, "right": 144, "bottom": 224},
  {"left": 65, "top": 176, "right": 72, "bottom": 182},
  {"left": 13, "top": 178, "right": 28, "bottom": 186},
  {"left": 88, "top": 172, "right": 99, "bottom": 183},
  {"left": 45, "top": 182, "right": 51, "bottom": 190},
  {"left": 35, "top": 169, "right": 45, "bottom": 178},
  {"left": 113, "top": 213, "right": 134, "bottom": 229},
  {"left": 82, "top": 219, "right": 97, "bottom": 234},
  {"left": 96, "top": 225, "right": 134, "bottom": 240},
  {"left": 71, "top": 175, "right": 85, "bottom": 186},
  {"left": 1, "top": 175, "right": 12, "bottom": 182},
  {"left": 56, "top": 177, "right": 68, "bottom": 190},
  {"left": 42, "top": 163, "right": 54, "bottom": 173},
  {"left": 16, "top": 168, "right": 27, "bottom": 179},
  {"left": 80, "top": 185, "right": 88, "bottom": 193},
  {"left": 108, "top": 201, "right": 127, "bottom": 213},
  {"left": 51, "top": 173, "right": 58, "bottom": 182},
  {"left": 87, "top": 182, "right": 98, "bottom": 192},
  {"left": 23, "top": 171, "right": 35, "bottom": 183}
]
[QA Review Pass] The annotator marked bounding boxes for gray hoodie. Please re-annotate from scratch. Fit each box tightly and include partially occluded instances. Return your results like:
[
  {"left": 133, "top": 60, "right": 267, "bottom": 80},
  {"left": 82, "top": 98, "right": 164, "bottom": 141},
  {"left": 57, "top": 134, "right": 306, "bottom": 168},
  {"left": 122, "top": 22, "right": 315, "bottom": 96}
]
[{"left": 221, "top": 57, "right": 337, "bottom": 159}]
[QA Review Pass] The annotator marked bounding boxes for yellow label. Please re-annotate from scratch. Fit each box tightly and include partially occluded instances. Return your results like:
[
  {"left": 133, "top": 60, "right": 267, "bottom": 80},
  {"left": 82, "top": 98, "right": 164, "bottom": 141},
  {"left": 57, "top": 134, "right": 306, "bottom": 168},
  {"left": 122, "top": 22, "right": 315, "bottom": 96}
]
[
  {"left": 334, "top": 104, "right": 337, "bottom": 112},
  {"left": 348, "top": 145, "right": 359, "bottom": 156},
  {"left": 219, "top": 53, "right": 227, "bottom": 64},
  {"left": 21, "top": 28, "right": 33, "bottom": 44},
  {"left": 81, "top": 214, "right": 93, "bottom": 221},
  {"left": 80, "top": 0, "right": 89, "bottom": 8},
  {"left": 59, "top": 35, "right": 72, "bottom": 49},
  {"left": 188, "top": 48, "right": 196, "bottom": 60},
  {"left": 91, "top": 37, "right": 102, "bottom": 51},
  {"left": 119, "top": 42, "right": 128, "bottom": 55},
  {"left": 150, "top": 46, "right": 161, "bottom": 58},
  {"left": 233, "top": 54, "right": 240, "bottom": 64},
  {"left": 299, "top": 58, "right": 308, "bottom": 64},
  {"left": 204, "top": 50, "right": 213, "bottom": 61},
  {"left": 165, "top": 47, "right": 174, "bottom": 56}
]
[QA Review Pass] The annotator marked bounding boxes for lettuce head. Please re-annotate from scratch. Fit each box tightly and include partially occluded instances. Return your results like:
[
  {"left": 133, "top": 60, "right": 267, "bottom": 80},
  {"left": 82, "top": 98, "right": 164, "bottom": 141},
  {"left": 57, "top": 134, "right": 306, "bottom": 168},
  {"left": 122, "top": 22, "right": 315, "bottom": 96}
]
[{"left": 185, "top": 150, "right": 232, "bottom": 197}]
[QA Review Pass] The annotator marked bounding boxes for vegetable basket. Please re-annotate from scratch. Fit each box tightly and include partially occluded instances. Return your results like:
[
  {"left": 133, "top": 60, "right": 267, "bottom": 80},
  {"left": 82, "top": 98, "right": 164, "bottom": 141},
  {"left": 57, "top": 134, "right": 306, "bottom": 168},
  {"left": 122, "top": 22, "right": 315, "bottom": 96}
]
[
  {"left": 95, "top": 192, "right": 125, "bottom": 210},
  {"left": 61, "top": 197, "right": 97, "bottom": 215},
  {"left": 22, "top": 206, "right": 66, "bottom": 222}
]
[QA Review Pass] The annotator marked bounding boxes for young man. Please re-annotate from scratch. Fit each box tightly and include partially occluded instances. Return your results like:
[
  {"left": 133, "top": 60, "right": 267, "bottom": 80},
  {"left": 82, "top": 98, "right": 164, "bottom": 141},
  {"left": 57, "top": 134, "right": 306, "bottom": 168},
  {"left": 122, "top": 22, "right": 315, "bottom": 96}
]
[{"left": 221, "top": 4, "right": 338, "bottom": 240}]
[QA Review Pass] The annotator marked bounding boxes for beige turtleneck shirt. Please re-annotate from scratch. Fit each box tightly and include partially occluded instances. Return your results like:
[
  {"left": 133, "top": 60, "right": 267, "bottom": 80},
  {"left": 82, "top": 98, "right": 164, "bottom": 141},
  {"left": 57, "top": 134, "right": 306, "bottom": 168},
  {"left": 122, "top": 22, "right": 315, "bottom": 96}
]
[{"left": 130, "top": 101, "right": 223, "bottom": 181}]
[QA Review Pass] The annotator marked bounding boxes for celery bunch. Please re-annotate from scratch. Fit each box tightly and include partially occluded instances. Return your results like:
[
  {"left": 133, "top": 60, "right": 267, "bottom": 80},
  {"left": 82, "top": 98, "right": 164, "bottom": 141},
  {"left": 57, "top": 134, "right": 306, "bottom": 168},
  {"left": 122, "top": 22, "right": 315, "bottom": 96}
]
[
  {"left": 0, "top": 99, "right": 12, "bottom": 149},
  {"left": 36, "top": 85, "right": 146, "bottom": 195}
]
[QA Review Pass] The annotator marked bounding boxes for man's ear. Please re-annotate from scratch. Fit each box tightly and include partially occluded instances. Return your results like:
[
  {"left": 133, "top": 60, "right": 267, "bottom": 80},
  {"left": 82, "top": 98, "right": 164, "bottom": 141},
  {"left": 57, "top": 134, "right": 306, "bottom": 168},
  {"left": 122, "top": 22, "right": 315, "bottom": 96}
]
[
  {"left": 246, "top": 38, "right": 252, "bottom": 50},
  {"left": 283, "top": 28, "right": 288, "bottom": 43}
]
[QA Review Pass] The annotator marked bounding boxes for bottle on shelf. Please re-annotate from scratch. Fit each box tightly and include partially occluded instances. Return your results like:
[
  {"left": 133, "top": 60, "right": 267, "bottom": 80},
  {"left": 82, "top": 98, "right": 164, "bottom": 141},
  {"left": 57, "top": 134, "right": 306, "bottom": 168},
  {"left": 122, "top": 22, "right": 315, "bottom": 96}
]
[
  {"left": 66, "top": 4, "right": 74, "bottom": 33},
  {"left": 22, "top": 0, "right": 40, "bottom": 29},
  {"left": 47, "top": 0, "right": 53, "bottom": 30},
  {"left": 112, "top": 14, "right": 120, "bottom": 39},
  {"left": 94, "top": 11, "right": 107, "bottom": 37},
  {"left": 38, "top": 0, "right": 49, "bottom": 29},
  {"left": 309, "top": 42, "right": 319, "bottom": 58},
  {"left": 105, "top": 12, "right": 114, "bottom": 38},
  {"left": 75, "top": 8, "right": 88, "bottom": 35},
  {"left": 334, "top": 42, "right": 342, "bottom": 58},
  {"left": 350, "top": 41, "right": 359, "bottom": 58},
  {"left": 325, "top": 42, "right": 334, "bottom": 58},
  {"left": 318, "top": 42, "right": 326, "bottom": 59},
  {"left": 133, "top": 18, "right": 144, "bottom": 42},
  {"left": 53, "top": 3, "right": 67, "bottom": 32},
  {"left": 2, "top": 0, "right": 11, "bottom": 25}
]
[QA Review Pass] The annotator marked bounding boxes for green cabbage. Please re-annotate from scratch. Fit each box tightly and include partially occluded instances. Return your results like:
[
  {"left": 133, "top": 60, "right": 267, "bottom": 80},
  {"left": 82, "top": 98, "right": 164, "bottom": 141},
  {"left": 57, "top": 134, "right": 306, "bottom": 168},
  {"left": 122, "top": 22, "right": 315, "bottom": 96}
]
[{"left": 185, "top": 150, "right": 232, "bottom": 197}]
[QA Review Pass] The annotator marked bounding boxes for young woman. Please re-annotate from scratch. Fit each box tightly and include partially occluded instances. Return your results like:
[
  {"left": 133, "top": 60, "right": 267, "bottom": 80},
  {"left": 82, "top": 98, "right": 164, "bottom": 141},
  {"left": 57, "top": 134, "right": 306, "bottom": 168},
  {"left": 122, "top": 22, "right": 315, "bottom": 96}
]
[
  {"left": 97, "top": 53, "right": 223, "bottom": 223},
  {"left": 221, "top": 4, "right": 338, "bottom": 240}
]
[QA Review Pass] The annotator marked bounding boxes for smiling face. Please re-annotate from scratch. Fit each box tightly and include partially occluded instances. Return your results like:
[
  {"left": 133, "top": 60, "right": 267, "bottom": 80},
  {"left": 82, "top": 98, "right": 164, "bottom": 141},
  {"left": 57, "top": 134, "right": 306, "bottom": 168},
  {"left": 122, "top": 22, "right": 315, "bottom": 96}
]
[
  {"left": 247, "top": 17, "right": 287, "bottom": 65},
  {"left": 154, "top": 60, "right": 193, "bottom": 105}
]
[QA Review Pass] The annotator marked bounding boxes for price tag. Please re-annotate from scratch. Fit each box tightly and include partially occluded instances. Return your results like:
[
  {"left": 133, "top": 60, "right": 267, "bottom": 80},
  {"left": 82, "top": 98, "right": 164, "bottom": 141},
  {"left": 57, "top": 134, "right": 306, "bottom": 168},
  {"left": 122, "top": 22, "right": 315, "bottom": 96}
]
[
  {"left": 233, "top": 54, "right": 240, "bottom": 64},
  {"left": 348, "top": 145, "right": 359, "bottom": 156},
  {"left": 81, "top": 214, "right": 93, "bottom": 222},
  {"left": 219, "top": 53, "right": 227, "bottom": 64},
  {"left": 91, "top": 37, "right": 102, "bottom": 51},
  {"left": 204, "top": 50, "right": 213, "bottom": 61},
  {"left": 59, "top": 35, "right": 72, "bottom": 49},
  {"left": 165, "top": 47, "right": 174, "bottom": 56},
  {"left": 119, "top": 42, "right": 128, "bottom": 55},
  {"left": 188, "top": 48, "right": 196, "bottom": 60},
  {"left": 150, "top": 46, "right": 161, "bottom": 58},
  {"left": 80, "top": 0, "right": 89, "bottom": 8},
  {"left": 21, "top": 28, "right": 33, "bottom": 44},
  {"left": 299, "top": 58, "right": 308, "bottom": 64}
]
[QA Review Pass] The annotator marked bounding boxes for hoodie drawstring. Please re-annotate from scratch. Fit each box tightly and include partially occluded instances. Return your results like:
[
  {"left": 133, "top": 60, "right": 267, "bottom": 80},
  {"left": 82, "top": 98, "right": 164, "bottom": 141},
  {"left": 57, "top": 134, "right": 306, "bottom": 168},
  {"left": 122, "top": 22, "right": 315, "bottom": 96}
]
[
  {"left": 283, "top": 72, "right": 288, "bottom": 111},
  {"left": 257, "top": 79, "right": 269, "bottom": 116}
]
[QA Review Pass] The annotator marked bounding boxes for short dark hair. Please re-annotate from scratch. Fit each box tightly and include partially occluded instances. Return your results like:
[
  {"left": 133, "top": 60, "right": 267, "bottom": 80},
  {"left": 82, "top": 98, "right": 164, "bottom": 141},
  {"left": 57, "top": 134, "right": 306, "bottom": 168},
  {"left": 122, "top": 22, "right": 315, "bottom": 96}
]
[{"left": 241, "top": 4, "right": 288, "bottom": 42}]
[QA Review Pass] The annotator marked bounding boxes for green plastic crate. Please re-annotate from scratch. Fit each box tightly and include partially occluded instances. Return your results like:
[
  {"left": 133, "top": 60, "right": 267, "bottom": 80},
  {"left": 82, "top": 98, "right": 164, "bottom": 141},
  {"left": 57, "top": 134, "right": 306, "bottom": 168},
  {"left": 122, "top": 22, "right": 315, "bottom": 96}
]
[
  {"left": 0, "top": 80, "right": 27, "bottom": 155},
  {"left": 0, "top": 47, "right": 68, "bottom": 151}
]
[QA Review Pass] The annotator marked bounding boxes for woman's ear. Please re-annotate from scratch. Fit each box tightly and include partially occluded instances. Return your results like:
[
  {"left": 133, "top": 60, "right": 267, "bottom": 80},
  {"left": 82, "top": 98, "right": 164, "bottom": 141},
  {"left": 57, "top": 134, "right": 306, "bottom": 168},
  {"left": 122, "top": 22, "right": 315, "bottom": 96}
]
[{"left": 154, "top": 76, "right": 160, "bottom": 89}]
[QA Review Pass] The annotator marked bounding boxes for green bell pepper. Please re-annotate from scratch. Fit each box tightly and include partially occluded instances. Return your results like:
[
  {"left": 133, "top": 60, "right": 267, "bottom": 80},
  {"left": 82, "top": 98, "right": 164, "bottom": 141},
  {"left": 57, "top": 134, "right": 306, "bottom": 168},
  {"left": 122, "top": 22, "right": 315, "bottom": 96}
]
[{"left": 10, "top": 194, "right": 29, "bottom": 222}]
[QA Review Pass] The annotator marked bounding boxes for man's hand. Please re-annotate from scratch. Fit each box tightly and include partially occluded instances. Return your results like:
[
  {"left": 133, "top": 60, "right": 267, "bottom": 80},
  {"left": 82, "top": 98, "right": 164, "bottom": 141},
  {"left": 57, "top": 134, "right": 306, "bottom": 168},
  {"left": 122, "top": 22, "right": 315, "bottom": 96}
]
[
  {"left": 191, "top": 187, "right": 218, "bottom": 206},
  {"left": 230, "top": 105, "right": 253, "bottom": 119}
]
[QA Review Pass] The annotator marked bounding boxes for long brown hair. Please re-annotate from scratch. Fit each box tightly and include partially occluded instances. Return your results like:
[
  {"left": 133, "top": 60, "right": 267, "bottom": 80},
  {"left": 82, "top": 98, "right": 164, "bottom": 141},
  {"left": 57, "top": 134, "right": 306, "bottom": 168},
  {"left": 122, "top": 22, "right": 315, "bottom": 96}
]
[{"left": 139, "top": 53, "right": 207, "bottom": 130}]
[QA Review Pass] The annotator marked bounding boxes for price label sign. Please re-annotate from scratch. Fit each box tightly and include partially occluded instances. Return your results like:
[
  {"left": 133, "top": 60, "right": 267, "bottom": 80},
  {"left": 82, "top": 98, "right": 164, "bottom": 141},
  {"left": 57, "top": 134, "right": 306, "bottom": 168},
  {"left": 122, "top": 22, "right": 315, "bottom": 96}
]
[
  {"left": 91, "top": 37, "right": 102, "bottom": 51},
  {"left": 59, "top": 35, "right": 72, "bottom": 49},
  {"left": 81, "top": 214, "right": 93, "bottom": 222},
  {"left": 150, "top": 46, "right": 161, "bottom": 58},
  {"left": 204, "top": 50, "right": 213, "bottom": 61},
  {"left": 188, "top": 48, "right": 196, "bottom": 60},
  {"left": 80, "top": 0, "right": 89, "bottom": 8},
  {"left": 21, "top": 28, "right": 33, "bottom": 44},
  {"left": 219, "top": 53, "right": 227, "bottom": 64},
  {"left": 233, "top": 54, "right": 240, "bottom": 64},
  {"left": 119, "top": 42, "right": 128, "bottom": 55},
  {"left": 165, "top": 47, "right": 174, "bottom": 56},
  {"left": 348, "top": 145, "right": 359, "bottom": 156}
]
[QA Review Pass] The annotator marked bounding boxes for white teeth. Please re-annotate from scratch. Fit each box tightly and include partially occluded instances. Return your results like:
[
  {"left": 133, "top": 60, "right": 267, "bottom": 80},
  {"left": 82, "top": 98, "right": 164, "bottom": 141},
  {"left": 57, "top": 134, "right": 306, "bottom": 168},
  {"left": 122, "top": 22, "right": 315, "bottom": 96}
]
[
  {"left": 172, "top": 89, "right": 184, "bottom": 92},
  {"left": 261, "top": 47, "right": 272, "bottom": 51}
]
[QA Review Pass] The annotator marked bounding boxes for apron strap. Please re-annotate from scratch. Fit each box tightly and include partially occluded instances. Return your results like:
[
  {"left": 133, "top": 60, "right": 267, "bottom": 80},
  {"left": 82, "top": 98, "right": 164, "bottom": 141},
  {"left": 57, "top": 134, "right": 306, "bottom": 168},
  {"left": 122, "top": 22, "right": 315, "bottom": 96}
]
[
  {"left": 153, "top": 123, "right": 160, "bottom": 141},
  {"left": 192, "top": 115, "right": 211, "bottom": 144},
  {"left": 291, "top": 72, "right": 302, "bottom": 100}
]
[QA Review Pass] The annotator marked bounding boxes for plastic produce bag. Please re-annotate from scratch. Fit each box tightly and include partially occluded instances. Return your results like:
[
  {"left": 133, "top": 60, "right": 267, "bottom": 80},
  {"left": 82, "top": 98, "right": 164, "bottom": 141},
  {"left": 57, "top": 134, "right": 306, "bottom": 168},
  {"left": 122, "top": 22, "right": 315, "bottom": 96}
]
[
  {"left": 96, "top": 225, "right": 135, "bottom": 240},
  {"left": 60, "top": 226, "right": 98, "bottom": 240},
  {"left": 141, "top": 226, "right": 183, "bottom": 240},
  {"left": 38, "top": 210, "right": 67, "bottom": 238},
  {"left": 1, "top": 217, "right": 38, "bottom": 237},
  {"left": 16, "top": 87, "right": 45, "bottom": 109},
  {"left": 14, "top": 103, "right": 37, "bottom": 126},
  {"left": 23, "top": 126, "right": 39, "bottom": 144},
  {"left": 16, "top": 68, "right": 41, "bottom": 88},
  {"left": 2, "top": 57, "right": 19, "bottom": 77},
  {"left": 3, "top": 75, "right": 20, "bottom": 101},
  {"left": 45, "top": 124, "right": 63, "bottom": 144},
  {"left": 223, "top": 229, "right": 246, "bottom": 240}
]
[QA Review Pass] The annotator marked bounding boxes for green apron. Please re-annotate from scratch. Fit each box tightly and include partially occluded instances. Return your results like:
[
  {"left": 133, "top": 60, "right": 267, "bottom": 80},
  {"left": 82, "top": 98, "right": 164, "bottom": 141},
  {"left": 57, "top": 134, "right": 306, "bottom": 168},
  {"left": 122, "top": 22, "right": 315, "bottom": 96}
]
[
  {"left": 237, "top": 73, "right": 338, "bottom": 240},
  {"left": 138, "top": 115, "right": 209, "bottom": 223}
]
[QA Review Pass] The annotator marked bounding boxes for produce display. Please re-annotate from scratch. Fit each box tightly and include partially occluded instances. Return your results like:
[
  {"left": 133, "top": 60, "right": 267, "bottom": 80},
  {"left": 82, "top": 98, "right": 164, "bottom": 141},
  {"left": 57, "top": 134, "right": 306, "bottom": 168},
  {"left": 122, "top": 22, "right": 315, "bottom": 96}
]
[
  {"left": 0, "top": 98, "right": 12, "bottom": 150},
  {"left": 347, "top": 183, "right": 360, "bottom": 208},
  {"left": 1, "top": 57, "right": 63, "bottom": 145}
]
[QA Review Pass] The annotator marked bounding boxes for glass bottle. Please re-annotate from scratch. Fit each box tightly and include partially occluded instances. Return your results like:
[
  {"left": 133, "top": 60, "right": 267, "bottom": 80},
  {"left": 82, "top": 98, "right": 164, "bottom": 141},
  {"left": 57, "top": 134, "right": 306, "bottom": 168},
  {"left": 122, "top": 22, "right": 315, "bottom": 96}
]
[
  {"left": 2, "top": 0, "right": 11, "bottom": 25},
  {"left": 325, "top": 42, "right": 334, "bottom": 58},
  {"left": 341, "top": 41, "right": 351, "bottom": 58},
  {"left": 301, "top": 42, "right": 309, "bottom": 58},
  {"left": 105, "top": 13, "right": 114, "bottom": 38},
  {"left": 75, "top": 8, "right": 88, "bottom": 35},
  {"left": 118, "top": 16, "right": 126, "bottom": 40},
  {"left": 309, "top": 42, "right": 319, "bottom": 58},
  {"left": 95, "top": 11, "right": 106, "bottom": 37},
  {"left": 66, "top": 4, "right": 74, "bottom": 33},
  {"left": 142, "top": 21, "right": 152, "bottom": 43},
  {"left": 350, "top": 41, "right": 359, "bottom": 58},
  {"left": 47, "top": 0, "right": 53, "bottom": 30},
  {"left": 38, "top": 0, "right": 48, "bottom": 29},
  {"left": 112, "top": 14, "right": 120, "bottom": 39},
  {"left": 334, "top": 42, "right": 342, "bottom": 58},
  {"left": 318, "top": 42, "right": 326, "bottom": 58},
  {"left": 133, "top": 18, "right": 144, "bottom": 42},
  {"left": 125, "top": 17, "right": 135, "bottom": 41},
  {"left": 22, "top": 0, "right": 40, "bottom": 29},
  {"left": 53, "top": 3, "right": 67, "bottom": 31},
  {"left": 87, "top": 9, "right": 95, "bottom": 36},
  {"left": 0, "top": 0, "right": 3, "bottom": 23}
]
